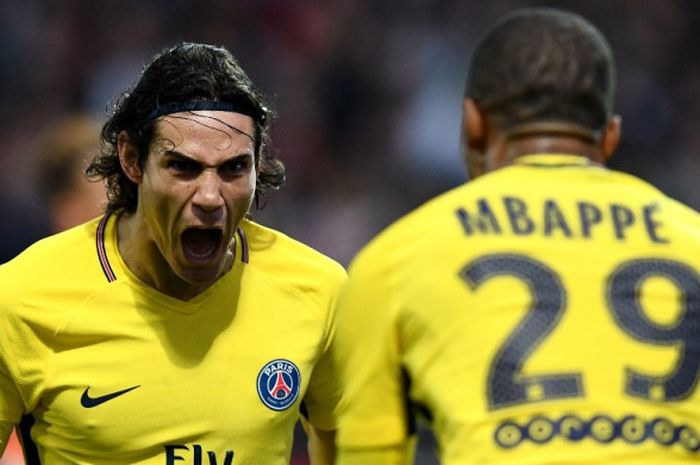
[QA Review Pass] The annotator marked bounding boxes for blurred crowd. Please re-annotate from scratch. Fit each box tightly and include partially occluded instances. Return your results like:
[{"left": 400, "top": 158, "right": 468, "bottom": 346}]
[{"left": 1, "top": 1, "right": 699, "bottom": 464}]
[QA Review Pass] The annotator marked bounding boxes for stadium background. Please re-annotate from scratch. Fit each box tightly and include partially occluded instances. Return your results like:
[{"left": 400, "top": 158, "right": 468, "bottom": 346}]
[{"left": 1, "top": 0, "right": 699, "bottom": 463}]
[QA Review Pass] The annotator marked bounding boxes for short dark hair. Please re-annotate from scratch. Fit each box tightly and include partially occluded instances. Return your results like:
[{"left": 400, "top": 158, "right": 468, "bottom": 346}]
[
  {"left": 465, "top": 8, "right": 615, "bottom": 131},
  {"left": 87, "top": 42, "right": 285, "bottom": 214}
]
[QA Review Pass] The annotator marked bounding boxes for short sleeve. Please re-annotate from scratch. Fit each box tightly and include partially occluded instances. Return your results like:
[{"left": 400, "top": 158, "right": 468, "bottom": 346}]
[
  {"left": 301, "top": 338, "right": 342, "bottom": 430},
  {"left": 333, "top": 246, "right": 411, "bottom": 450},
  {"left": 0, "top": 310, "right": 25, "bottom": 425},
  {"left": 301, "top": 264, "right": 346, "bottom": 430}
]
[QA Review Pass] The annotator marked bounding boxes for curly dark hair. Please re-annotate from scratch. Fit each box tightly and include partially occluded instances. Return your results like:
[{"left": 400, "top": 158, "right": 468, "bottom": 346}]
[
  {"left": 87, "top": 42, "right": 285, "bottom": 213},
  {"left": 466, "top": 8, "right": 616, "bottom": 132}
]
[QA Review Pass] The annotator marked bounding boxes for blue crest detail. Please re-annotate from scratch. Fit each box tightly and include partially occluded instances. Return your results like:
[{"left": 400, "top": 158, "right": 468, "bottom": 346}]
[{"left": 257, "top": 359, "right": 301, "bottom": 411}]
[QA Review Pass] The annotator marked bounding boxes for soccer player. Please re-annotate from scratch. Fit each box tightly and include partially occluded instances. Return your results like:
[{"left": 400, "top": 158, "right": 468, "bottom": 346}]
[
  {"left": 0, "top": 43, "right": 345, "bottom": 464},
  {"left": 334, "top": 8, "right": 700, "bottom": 465}
]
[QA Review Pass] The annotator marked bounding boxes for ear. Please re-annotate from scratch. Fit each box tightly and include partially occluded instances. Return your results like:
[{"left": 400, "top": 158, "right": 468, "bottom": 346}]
[
  {"left": 463, "top": 98, "right": 486, "bottom": 151},
  {"left": 463, "top": 98, "right": 488, "bottom": 179},
  {"left": 118, "top": 131, "right": 144, "bottom": 184},
  {"left": 600, "top": 115, "right": 621, "bottom": 162}
]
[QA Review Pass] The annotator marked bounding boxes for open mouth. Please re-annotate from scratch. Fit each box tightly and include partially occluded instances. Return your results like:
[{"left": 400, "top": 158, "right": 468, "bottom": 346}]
[{"left": 181, "top": 228, "right": 224, "bottom": 263}]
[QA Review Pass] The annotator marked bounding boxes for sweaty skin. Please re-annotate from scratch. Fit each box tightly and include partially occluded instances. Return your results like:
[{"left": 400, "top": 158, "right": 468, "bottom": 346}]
[{"left": 116, "top": 110, "right": 257, "bottom": 301}]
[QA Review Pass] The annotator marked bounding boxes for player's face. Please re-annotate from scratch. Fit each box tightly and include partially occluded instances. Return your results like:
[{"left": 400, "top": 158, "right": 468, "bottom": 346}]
[{"left": 138, "top": 110, "right": 256, "bottom": 288}]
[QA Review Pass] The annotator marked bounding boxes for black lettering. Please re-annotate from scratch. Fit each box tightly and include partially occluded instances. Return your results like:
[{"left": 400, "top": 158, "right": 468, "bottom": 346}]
[
  {"left": 577, "top": 201, "right": 602, "bottom": 238},
  {"left": 651, "top": 418, "right": 676, "bottom": 445},
  {"left": 643, "top": 203, "right": 670, "bottom": 244},
  {"left": 456, "top": 208, "right": 473, "bottom": 235},
  {"left": 208, "top": 450, "right": 234, "bottom": 465},
  {"left": 559, "top": 415, "right": 586, "bottom": 441},
  {"left": 494, "top": 413, "right": 697, "bottom": 452},
  {"left": 620, "top": 415, "right": 647, "bottom": 443},
  {"left": 494, "top": 421, "right": 524, "bottom": 448},
  {"left": 527, "top": 417, "right": 555, "bottom": 443},
  {"left": 590, "top": 415, "right": 617, "bottom": 443},
  {"left": 503, "top": 196, "right": 534, "bottom": 235},
  {"left": 543, "top": 199, "right": 572, "bottom": 237},
  {"left": 611, "top": 204, "right": 635, "bottom": 240},
  {"left": 679, "top": 425, "right": 700, "bottom": 452},
  {"left": 165, "top": 445, "right": 188, "bottom": 465},
  {"left": 165, "top": 444, "right": 236, "bottom": 464},
  {"left": 456, "top": 199, "right": 501, "bottom": 235}
]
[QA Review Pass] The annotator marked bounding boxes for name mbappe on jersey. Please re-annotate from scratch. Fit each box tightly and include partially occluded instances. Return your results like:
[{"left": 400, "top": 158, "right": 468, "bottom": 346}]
[{"left": 456, "top": 196, "right": 668, "bottom": 243}]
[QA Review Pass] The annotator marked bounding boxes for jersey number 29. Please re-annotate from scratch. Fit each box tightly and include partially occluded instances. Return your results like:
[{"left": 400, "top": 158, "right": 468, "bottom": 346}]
[{"left": 460, "top": 254, "right": 700, "bottom": 410}]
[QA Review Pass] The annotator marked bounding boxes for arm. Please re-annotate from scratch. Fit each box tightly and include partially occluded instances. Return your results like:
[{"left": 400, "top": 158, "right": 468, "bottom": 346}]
[{"left": 301, "top": 417, "right": 336, "bottom": 465}]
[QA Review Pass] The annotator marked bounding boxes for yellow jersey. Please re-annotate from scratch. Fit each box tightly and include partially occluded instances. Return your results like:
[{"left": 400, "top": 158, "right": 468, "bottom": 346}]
[
  {"left": 334, "top": 154, "right": 700, "bottom": 465},
  {"left": 0, "top": 213, "right": 346, "bottom": 464}
]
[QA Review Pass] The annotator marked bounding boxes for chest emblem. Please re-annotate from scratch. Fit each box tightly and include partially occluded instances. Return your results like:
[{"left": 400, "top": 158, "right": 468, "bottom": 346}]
[{"left": 256, "top": 359, "right": 301, "bottom": 411}]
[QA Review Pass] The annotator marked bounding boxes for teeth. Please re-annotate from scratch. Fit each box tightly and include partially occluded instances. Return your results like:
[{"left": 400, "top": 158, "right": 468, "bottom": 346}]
[
  {"left": 187, "top": 241, "right": 217, "bottom": 258},
  {"left": 181, "top": 229, "right": 222, "bottom": 260}
]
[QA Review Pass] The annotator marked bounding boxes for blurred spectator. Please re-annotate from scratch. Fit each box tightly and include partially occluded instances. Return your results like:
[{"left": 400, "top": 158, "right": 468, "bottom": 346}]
[{"left": 35, "top": 114, "right": 106, "bottom": 231}]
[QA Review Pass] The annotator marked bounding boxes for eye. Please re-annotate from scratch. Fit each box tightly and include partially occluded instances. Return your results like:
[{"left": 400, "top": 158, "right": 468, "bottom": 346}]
[
  {"left": 167, "top": 159, "right": 199, "bottom": 173},
  {"left": 220, "top": 157, "right": 252, "bottom": 175}
]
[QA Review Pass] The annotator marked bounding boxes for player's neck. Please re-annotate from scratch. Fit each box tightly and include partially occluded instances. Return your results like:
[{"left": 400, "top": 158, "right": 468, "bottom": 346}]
[
  {"left": 503, "top": 135, "right": 607, "bottom": 165},
  {"left": 116, "top": 211, "right": 213, "bottom": 301}
]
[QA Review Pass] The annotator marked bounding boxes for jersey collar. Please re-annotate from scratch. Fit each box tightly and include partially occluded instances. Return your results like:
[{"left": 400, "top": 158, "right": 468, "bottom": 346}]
[
  {"left": 511, "top": 153, "right": 600, "bottom": 167},
  {"left": 95, "top": 212, "right": 249, "bottom": 284}
]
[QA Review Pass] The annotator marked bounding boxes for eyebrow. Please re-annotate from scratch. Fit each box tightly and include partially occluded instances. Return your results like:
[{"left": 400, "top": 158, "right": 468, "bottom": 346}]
[{"left": 163, "top": 149, "right": 254, "bottom": 167}]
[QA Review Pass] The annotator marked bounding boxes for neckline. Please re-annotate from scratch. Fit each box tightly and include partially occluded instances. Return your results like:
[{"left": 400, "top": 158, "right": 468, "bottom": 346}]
[
  {"left": 95, "top": 212, "right": 249, "bottom": 309},
  {"left": 511, "top": 153, "right": 601, "bottom": 167}
]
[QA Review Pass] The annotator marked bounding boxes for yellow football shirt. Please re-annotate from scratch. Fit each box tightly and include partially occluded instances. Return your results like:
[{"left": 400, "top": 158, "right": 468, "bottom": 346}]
[
  {"left": 334, "top": 154, "right": 700, "bottom": 465},
  {"left": 0, "top": 213, "right": 346, "bottom": 464}
]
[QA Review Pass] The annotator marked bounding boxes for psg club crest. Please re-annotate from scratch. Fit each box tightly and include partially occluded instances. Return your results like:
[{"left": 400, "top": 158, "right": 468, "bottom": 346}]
[{"left": 257, "top": 359, "right": 301, "bottom": 411}]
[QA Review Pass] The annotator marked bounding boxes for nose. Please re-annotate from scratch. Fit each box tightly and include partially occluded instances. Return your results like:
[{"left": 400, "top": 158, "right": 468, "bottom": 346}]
[{"left": 192, "top": 170, "right": 225, "bottom": 212}]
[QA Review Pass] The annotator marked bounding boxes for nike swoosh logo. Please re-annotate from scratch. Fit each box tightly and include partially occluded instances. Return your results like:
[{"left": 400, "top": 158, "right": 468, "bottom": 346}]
[{"left": 80, "top": 385, "right": 141, "bottom": 408}]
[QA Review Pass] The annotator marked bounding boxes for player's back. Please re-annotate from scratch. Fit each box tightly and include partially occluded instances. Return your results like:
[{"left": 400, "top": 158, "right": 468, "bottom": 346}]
[{"left": 352, "top": 154, "right": 700, "bottom": 464}]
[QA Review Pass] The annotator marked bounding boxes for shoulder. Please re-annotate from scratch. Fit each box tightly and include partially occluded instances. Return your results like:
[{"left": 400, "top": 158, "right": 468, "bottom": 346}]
[
  {"left": 0, "top": 217, "right": 104, "bottom": 367},
  {"left": 240, "top": 219, "right": 347, "bottom": 298},
  {"left": 0, "top": 217, "right": 104, "bottom": 295},
  {"left": 607, "top": 169, "right": 700, "bottom": 234},
  {"left": 352, "top": 183, "right": 473, "bottom": 273},
  {"left": 652, "top": 189, "right": 700, "bottom": 242}
]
